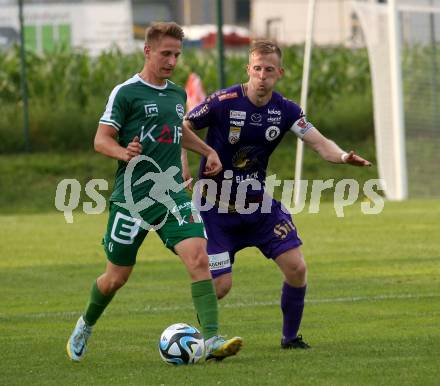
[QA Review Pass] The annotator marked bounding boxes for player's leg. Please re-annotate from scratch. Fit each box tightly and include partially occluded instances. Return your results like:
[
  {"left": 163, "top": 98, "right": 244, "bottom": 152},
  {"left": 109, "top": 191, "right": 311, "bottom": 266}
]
[
  {"left": 173, "top": 237, "right": 242, "bottom": 360},
  {"left": 66, "top": 262, "right": 133, "bottom": 362},
  {"left": 67, "top": 203, "right": 147, "bottom": 361},
  {"left": 85, "top": 261, "right": 134, "bottom": 325},
  {"left": 160, "top": 197, "right": 242, "bottom": 360},
  {"left": 275, "top": 246, "right": 307, "bottom": 287},
  {"left": 200, "top": 208, "right": 237, "bottom": 300},
  {"left": 207, "top": 249, "right": 234, "bottom": 300},
  {"left": 213, "top": 272, "right": 232, "bottom": 299},
  {"left": 174, "top": 237, "right": 217, "bottom": 336},
  {"left": 256, "top": 198, "right": 310, "bottom": 349},
  {"left": 274, "top": 247, "right": 310, "bottom": 349}
]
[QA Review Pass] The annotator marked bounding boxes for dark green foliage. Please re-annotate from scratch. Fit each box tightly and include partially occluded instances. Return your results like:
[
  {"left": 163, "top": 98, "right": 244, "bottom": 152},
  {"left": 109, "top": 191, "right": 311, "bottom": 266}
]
[
  {"left": 308, "top": 93, "right": 373, "bottom": 141},
  {"left": 1, "top": 45, "right": 372, "bottom": 153}
]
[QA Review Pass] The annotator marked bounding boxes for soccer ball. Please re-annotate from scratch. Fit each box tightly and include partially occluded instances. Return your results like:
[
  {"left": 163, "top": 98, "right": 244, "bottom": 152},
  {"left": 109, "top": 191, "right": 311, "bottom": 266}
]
[{"left": 158, "top": 323, "right": 205, "bottom": 365}]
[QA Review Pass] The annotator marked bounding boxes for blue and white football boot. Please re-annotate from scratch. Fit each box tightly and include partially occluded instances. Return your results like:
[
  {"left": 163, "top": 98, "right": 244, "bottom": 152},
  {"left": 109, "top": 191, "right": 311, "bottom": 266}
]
[{"left": 66, "top": 316, "right": 93, "bottom": 361}]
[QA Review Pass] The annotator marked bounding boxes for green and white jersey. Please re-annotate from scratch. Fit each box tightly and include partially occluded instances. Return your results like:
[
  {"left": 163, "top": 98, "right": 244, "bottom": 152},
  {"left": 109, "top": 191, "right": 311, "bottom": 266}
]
[{"left": 100, "top": 74, "right": 187, "bottom": 203}]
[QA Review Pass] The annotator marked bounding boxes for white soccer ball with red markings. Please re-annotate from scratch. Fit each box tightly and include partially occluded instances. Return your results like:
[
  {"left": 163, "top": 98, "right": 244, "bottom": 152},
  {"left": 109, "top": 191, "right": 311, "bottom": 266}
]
[{"left": 158, "top": 323, "right": 205, "bottom": 365}]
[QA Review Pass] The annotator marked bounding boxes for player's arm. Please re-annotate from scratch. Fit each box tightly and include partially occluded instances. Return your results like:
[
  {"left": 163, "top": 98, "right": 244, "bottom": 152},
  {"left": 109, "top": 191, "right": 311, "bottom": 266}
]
[
  {"left": 94, "top": 123, "right": 142, "bottom": 162},
  {"left": 302, "top": 127, "right": 372, "bottom": 166},
  {"left": 181, "top": 148, "right": 193, "bottom": 191},
  {"left": 182, "top": 120, "right": 222, "bottom": 176}
]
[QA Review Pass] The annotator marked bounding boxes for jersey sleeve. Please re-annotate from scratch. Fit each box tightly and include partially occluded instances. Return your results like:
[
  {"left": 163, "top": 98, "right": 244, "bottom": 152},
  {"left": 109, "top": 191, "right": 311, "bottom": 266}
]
[
  {"left": 99, "top": 85, "right": 127, "bottom": 131},
  {"left": 185, "top": 93, "right": 219, "bottom": 130},
  {"left": 284, "top": 99, "right": 314, "bottom": 139}
]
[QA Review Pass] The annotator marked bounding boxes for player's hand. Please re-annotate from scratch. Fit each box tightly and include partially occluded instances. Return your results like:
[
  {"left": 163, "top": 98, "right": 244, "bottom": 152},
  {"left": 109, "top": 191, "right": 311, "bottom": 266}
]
[
  {"left": 125, "top": 136, "right": 143, "bottom": 161},
  {"left": 203, "top": 150, "right": 223, "bottom": 176},
  {"left": 343, "top": 150, "right": 372, "bottom": 167}
]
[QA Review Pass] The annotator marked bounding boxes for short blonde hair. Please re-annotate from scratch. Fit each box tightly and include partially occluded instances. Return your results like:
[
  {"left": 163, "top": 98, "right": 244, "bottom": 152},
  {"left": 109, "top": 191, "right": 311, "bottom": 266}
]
[
  {"left": 145, "top": 22, "right": 184, "bottom": 45},
  {"left": 249, "top": 39, "right": 282, "bottom": 61}
]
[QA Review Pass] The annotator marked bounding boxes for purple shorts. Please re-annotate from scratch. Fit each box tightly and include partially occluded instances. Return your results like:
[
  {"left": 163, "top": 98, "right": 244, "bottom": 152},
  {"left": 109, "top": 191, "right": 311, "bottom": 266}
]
[{"left": 200, "top": 198, "right": 303, "bottom": 278}]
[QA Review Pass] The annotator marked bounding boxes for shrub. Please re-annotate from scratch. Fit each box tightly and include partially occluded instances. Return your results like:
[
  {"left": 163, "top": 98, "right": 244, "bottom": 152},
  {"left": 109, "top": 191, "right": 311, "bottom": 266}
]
[{"left": 0, "top": 45, "right": 373, "bottom": 153}]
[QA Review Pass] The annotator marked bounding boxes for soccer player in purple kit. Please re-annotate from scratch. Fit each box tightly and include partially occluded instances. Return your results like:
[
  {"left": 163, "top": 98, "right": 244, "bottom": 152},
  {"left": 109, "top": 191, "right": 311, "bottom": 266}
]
[{"left": 183, "top": 40, "right": 371, "bottom": 349}]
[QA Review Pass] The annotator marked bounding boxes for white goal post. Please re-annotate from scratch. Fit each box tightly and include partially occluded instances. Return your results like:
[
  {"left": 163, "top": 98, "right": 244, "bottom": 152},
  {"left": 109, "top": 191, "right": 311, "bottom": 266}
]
[
  {"left": 352, "top": 0, "right": 440, "bottom": 200},
  {"left": 294, "top": 0, "right": 440, "bottom": 201},
  {"left": 294, "top": 0, "right": 316, "bottom": 205}
]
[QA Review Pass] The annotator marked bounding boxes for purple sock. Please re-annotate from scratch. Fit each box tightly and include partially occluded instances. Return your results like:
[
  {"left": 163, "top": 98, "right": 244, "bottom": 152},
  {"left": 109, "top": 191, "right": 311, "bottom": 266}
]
[{"left": 281, "top": 282, "right": 307, "bottom": 342}]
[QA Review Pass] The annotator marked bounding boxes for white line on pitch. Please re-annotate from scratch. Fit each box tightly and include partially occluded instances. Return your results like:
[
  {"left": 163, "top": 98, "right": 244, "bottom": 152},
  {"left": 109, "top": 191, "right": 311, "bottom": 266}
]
[{"left": 1, "top": 292, "right": 438, "bottom": 321}]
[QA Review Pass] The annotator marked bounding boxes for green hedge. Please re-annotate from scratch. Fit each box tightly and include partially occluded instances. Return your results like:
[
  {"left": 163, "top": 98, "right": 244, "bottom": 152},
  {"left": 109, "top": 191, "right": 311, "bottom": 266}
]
[{"left": 0, "top": 45, "right": 373, "bottom": 153}]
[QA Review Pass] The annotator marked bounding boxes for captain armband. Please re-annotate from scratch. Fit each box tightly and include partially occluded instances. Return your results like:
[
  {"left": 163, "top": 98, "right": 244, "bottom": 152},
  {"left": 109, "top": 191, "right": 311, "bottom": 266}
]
[{"left": 289, "top": 116, "right": 314, "bottom": 139}]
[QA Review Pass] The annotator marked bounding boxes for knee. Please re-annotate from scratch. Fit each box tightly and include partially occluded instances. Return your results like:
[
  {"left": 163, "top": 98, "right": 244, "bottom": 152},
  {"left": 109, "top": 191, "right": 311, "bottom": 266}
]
[
  {"left": 187, "top": 250, "right": 210, "bottom": 279},
  {"left": 296, "top": 259, "right": 307, "bottom": 278},
  {"left": 100, "top": 273, "right": 129, "bottom": 294},
  {"left": 286, "top": 259, "right": 307, "bottom": 283}
]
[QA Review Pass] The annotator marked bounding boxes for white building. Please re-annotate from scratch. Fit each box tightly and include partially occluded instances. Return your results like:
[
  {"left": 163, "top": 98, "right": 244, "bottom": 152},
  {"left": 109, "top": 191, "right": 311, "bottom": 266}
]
[
  {"left": 251, "top": 0, "right": 440, "bottom": 47},
  {"left": 251, "top": 0, "right": 359, "bottom": 46},
  {"left": 0, "top": 0, "right": 134, "bottom": 55}
]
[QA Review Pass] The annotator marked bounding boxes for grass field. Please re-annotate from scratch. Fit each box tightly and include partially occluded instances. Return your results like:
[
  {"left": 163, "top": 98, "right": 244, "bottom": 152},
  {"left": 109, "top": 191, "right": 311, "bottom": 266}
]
[{"left": 1, "top": 200, "right": 439, "bottom": 385}]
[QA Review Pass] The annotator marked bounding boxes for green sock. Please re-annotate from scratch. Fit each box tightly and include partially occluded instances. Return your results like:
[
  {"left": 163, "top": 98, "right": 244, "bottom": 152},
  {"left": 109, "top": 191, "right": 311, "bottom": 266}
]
[
  {"left": 191, "top": 279, "right": 219, "bottom": 339},
  {"left": 83, "top": 281, "right": 115, "bottom": 326}
]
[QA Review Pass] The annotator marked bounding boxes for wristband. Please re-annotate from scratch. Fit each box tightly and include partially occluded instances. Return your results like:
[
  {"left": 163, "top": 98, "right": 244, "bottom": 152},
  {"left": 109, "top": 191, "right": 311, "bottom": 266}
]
[{"left": 340, "top": 152, "right": 349, "bottom": 163}]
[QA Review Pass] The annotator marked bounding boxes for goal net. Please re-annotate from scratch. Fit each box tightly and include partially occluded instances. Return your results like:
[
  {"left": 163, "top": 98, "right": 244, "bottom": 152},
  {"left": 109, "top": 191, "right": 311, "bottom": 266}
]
[{"left": 353, "top": 0, "right": 440, "bottom": 199}]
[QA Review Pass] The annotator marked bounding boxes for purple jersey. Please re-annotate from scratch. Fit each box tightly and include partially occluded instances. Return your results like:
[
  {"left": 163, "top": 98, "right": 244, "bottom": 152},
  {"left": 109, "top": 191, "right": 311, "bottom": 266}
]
[{"left": 186, "top": 84, "right": 313, "bottom": 202}]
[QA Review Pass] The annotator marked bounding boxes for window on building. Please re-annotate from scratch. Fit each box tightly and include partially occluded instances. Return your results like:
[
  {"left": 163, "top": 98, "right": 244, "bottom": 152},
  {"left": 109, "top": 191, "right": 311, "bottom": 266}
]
[{"left": 235, "top": 0, "right": 250, "bottom": 25}]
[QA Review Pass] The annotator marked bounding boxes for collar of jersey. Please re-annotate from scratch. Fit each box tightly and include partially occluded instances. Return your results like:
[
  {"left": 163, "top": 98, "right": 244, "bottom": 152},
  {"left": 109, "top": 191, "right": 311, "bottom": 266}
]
[{"left": 135, "top": 74, "right": 169, "bottom": 90}]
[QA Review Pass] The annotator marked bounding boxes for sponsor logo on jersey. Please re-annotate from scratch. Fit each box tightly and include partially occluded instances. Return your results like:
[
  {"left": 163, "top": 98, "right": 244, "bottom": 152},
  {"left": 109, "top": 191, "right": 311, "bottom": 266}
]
[
  {"left": 208, "top": 252, "right": 231, "bottom": 271},
  {"left": 250, "top": 113, "right": 262, "bottom": 126},
  {"left": 177, "top": 215, "right": 188, "bottom": 226},
  {"left": 265, "top": 125, "right": 281, "bottom": 141},
  {"left": 235, "top": 171, "right": 259, "bottom": 183},
  {"left": 207, "top": 90, "right": 223, "bottom": 102},
  {"left": 144, "top": 103, "right": 158, "bottom": 117},
  {"left": 268, "top": 108, "right": 281, "bottom": 115},
  {"left": 228, "top": 127, "right": 241, "bottom": 144},
  {"left": 251, "top": 113, "right": 262, "bottom": 122},
  {"left": 158, "top": 92, "right": 167, "bottom": 96},
  {"left": 175, "top": 213, "right": 202, "bottom": 226},
  {"left": 110, "top": 212, "right": 142, "bottom": 244},
  {"left": 176, "top": 104, "right": 184, "bottom": 119},
  {"left": 140, "top": 124, "right": 182, "bottom": 144},
  {"left": 230, "top": 110, "right": 246, "bottom": 119},
  {"left": 267, "top": 116, "right": 281, "bottom": 124},
  {"left": 218, "top": 91, "right": 238, "bottom": 101},
  {"left": 230, "top": 120, "right": 245, "bottom": 127},
  {"left": 189, "top": 103, "right": 209, "bottom": 119},
  {"left": 171, "top": 201, "right": 193, "bottom": 213},
  {"left": 232, "top": 146, "right": 258, "bottom": 170}
]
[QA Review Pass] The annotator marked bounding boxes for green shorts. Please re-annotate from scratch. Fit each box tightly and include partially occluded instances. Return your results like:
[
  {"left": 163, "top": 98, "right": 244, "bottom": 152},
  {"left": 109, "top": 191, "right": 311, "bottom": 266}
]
[{"left": 102, "top": 193, "right": 206, "bottom": 266}]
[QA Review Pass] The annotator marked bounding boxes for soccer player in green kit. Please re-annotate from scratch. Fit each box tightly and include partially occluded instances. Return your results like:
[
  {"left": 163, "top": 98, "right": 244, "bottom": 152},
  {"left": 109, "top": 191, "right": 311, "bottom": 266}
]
[{"left": 66, "top": 22, "right": 242, "bottom": 362}]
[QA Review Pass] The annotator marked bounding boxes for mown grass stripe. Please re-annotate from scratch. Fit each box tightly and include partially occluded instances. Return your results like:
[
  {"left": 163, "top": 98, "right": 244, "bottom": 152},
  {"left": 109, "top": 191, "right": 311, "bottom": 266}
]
[{"left": 1, "top": 292, "right": 438, "bottom": 321}]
